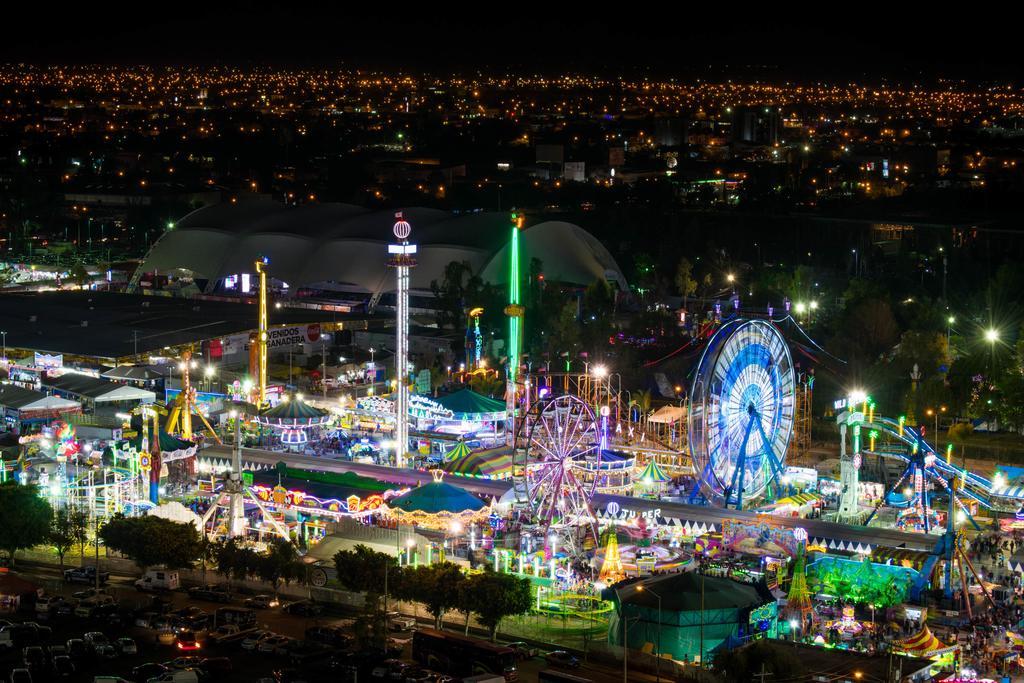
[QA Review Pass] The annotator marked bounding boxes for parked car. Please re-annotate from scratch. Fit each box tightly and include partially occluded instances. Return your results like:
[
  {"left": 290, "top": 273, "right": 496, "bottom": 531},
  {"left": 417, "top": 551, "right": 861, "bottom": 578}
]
[
  {"left": 244, "top": 595, "right": 280, "bottom": 609},
  {"left": 544, "top": 650, "right": 580, "bottom": 668},
  {"left": 163, "top": 656, "right": 204, "bottom": 670},
  {"left": 506, "top": 641, "right": 538, "bottom": 659},
  {"left": 132, "top": 663, "right": 168, "bottom": 682},
  {"left": 65, "top": 639, "right": 89, "bottom": 661},
  {"left": 388, "top": 615, "right": 416, "bottom": 631},
  {"left": 197, "top": 656, "right": 233, "bottom": 675},
  {"left": 83, "top": 632, "right": 110, "bottom": 649},
  {"left": 187, "top": 585, "right": 231, "bottom": 603},
  {"left": 8, "top": 669, "right": 32, "bottom": 683},
  {"left": 71, "top": 588, "right": 107, "bottom": 600},
  {"left": 258, "top": 634, "right": 292, "bottom": 654},
  {"left": 304, "top": 626, "right": 351, "bottom": 648},
  {"left": 21, "top": 645, "right": 47, "bottom": 669},
  {"left": 64, "top": 566, "right": 110, "bottom": 585},
  {"left": 35, "top": 595, "right": 66, "bottom": 614},
  {"left": 174, "top": 631, "right": 201, "bottom": 652},
  {"left": 146, "top": 670, "right": 199, "bottom": 683},
  {"left": 116, "top": 637, "right": 137, "bottom": 655},
  {"left": 240, "top": 631, "right": 272, "bottom": 651},
  {"left": 51, "top": 655, "right": 75, "bottom": 680},
  {"left": 282, "top": 601, "right": 322, "bottom": 617}
]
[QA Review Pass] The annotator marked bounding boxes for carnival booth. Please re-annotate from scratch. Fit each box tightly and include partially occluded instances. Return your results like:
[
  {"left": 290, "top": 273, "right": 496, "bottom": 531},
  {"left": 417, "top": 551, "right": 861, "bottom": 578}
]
[
  {"left": 0, "top": 385, "right": 81, "bottom": 435},
  {"left": 607, "top": 572, "right": 777, "bottom": 665},
  {"left": 0, "top": 572, "right": 41, "bottom": 613}
]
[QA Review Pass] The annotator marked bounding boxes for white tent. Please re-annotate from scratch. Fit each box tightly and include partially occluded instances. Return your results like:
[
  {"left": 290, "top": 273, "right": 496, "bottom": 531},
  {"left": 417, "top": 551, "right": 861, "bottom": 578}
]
[{"left": 648, "top": 405, "right": 687, "bottom": 424}]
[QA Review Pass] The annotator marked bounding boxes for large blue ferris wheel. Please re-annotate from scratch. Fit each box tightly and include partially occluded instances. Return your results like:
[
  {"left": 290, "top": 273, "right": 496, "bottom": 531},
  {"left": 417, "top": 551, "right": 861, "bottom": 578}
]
[{"left": 688, "top": 319, "right": 796, "bottom": 509}]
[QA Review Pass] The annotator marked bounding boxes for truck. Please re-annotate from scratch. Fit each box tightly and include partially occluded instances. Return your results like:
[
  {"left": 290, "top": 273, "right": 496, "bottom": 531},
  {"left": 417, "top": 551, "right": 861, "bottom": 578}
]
[
  {"left": 64, "top": 566, "right": 110, "bottom": 585},
  {"left": 134, "top": 570, "right": 180, "bottom": 592}
]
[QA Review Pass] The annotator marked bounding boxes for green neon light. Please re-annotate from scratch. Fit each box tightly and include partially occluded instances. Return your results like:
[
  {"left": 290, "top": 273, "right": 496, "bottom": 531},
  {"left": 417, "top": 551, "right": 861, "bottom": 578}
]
[{"left": 508, "top": 213, "right": 522, "bottom": 382}]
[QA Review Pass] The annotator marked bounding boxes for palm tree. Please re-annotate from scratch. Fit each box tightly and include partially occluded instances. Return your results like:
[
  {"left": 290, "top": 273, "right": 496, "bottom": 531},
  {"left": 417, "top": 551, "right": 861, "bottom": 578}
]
[{"left": 629, "top": 390, "right": 653, "bottom": 423}]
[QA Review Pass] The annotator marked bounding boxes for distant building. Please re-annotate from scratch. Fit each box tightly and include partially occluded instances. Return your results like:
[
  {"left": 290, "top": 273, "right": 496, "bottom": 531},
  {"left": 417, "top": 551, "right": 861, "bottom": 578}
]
[{"left": 732, "top": 107, "right": 779, "bottom": 146}]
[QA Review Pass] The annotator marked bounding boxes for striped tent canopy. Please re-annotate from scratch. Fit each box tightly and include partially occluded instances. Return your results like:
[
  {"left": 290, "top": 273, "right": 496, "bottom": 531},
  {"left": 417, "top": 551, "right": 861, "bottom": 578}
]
[
  {"left": 776, "top": 492, "right": 821, "bottom": 507},
  {"left": 870, "top": 547, "right": 933, "bottom": 571},
  {"left": 443, "top": 440, "right": 473, "bottom": 462},
  {"left": 441, "top": 445, "right": 513, "bottom": 479},
  {"left": 892, "top": 624, "right": 957, "bottom": 658},
  {"left": 257, "top": 396, "right": 330, "bottom": 427},
  {"left": 126, "top": 429, "right": 197, "bottom": 461},
  {"left": 636, "top": 460, "right": 671, "bottom": 484},
  {"left": 990, "top": 483, "right": 1024, "bottom": 499}
]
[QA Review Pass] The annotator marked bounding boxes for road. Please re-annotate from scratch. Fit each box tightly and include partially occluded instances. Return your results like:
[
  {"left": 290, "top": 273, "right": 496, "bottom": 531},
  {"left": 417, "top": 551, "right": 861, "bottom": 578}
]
[{"left": 201, "top": 445, "right": 936, "bottom": 551}]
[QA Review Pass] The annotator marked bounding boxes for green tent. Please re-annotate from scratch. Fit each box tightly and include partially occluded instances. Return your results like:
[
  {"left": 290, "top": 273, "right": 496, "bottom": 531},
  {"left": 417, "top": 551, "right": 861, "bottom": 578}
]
[
  {"left": 126, "top": 429, "right": 196, "bottom": 459},
  {"left": 443, "top": 440, "right": 473, "bottom": 462},
  {"left": 388, "top": 477, "right": 486, "bottom": 515},
  {"left": 257, "top": 397, "right": 330, "bottom": 425},
  {"left": 608, "top": 573, "right": 775, "bottom": 663},
  {"left": 431, "top": 389, "right": 507, "bottom": 420},
  {"left": 637, "top": 460, "right": 671, "bottom": 484}
]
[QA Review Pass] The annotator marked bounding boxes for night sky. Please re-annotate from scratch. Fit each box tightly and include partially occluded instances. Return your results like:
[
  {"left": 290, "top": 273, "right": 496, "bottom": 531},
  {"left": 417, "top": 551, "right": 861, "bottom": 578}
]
[{"left": 3, "top": 6, "right": 1021, "bottom": 80}]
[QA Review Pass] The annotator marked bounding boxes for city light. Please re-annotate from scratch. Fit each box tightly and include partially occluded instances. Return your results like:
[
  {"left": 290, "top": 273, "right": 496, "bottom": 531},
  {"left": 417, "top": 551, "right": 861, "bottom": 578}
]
[{"left": 985, "top": 328, "right": 999, "bottom": 343}]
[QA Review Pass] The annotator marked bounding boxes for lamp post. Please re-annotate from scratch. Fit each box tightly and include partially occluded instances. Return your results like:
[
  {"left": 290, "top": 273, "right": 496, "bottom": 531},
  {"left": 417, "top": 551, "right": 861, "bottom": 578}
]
[
  {"left": 1, "top": 330, "right": 6, "bottom": 362},
  {"left": 985, "top": 328, "right": 999, "bottom": 376},
  {"left": 636, "top": 584, "right": 663, "bottom": 683}
]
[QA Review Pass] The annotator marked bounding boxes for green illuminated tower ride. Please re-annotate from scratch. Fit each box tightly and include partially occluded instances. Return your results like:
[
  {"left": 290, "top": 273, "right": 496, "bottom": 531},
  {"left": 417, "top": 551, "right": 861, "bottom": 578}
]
[{"left": 505, "top": 213, "right": 525, "bottom": 436}]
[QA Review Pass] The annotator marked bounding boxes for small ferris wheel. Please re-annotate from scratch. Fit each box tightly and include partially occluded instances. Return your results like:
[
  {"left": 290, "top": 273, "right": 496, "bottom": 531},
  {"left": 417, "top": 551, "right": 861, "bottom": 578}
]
[{"left": 513, "top": 394, "right": 601, "bottom": 548}]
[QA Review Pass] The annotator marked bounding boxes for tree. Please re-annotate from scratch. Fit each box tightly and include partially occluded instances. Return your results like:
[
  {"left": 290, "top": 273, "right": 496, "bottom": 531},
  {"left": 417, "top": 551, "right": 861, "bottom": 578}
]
[
  {"left": 258, "top": 539, "right": 305, "bottom": 597},
  {"left": 630, "top": 389, "right": 653, "bottom": 421},
  {"left": 674, "top": 257, "right": 697, "bottom": 307},
  {"left": 463, "top": 570, "right": 532, "bottom": 641},
  {"left": 546, "top": 301, "right": 581, "bottom": 361},
  {"left": 352, "top": 591, "right": 389, "bottom": 651},
  {"left": 408, "top": 563, "right": 466, "bottom": 630},
  {"left": 215, "top": 538, "right": 260, "bottom": 585},
  {"left": 48, "top": 506, "right": 88, "bottom": 568},
  {"left": 334, "top": 544, "right": 403, "bottom": 596},
  {"left": 99, "top": 515, "right": 202, "bottom": 572},
  {"left": 0, "top": 482, "right": 53, "bottom": 567}
]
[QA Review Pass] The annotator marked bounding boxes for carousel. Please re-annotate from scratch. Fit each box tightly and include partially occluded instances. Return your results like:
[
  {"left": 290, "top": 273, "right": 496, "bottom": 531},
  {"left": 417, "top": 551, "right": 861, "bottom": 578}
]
[
  {"left": 256, "top": 395, "right": 331, "bottom": 450},
  {"left": 385, "top": 469, "right": 491, "bottom": 530}
]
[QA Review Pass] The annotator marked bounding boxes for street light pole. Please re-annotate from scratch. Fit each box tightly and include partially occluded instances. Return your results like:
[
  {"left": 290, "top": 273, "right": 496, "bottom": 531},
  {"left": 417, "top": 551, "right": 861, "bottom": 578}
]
[{"left": 637, "top": 585, "right": 663, "bottom": 683}]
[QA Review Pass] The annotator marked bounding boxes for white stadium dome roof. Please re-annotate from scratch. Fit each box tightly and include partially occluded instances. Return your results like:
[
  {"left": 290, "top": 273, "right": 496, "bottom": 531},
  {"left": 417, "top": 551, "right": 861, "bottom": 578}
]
[{"left": 136, "top": 201, "right": 628, "bottom": 293}]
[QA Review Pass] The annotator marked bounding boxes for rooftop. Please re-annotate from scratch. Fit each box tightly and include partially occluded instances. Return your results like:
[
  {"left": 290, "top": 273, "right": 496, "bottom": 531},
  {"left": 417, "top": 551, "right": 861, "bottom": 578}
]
[{"left": 0, "top": 291, "right": 382, "bottom": 362}]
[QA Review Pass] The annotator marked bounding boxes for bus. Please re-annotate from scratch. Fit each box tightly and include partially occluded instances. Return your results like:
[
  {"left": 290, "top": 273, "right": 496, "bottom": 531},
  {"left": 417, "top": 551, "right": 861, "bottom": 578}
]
[
  {"left": 538, "top": 671, "right": 592, "bottom": 683},
  {"left": 411, "top": 629, "right": 518, "bottom": 681}
]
